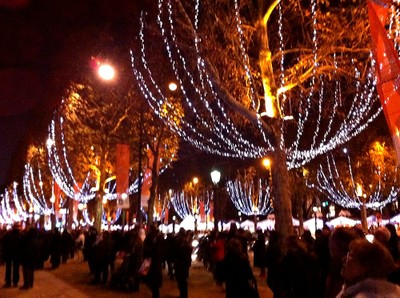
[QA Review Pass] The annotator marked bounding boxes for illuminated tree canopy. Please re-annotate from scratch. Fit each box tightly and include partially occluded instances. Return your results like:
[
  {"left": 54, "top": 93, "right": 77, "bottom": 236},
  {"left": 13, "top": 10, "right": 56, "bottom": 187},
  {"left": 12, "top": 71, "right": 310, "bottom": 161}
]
[
  {"left": 313, "top": 139, "right": 399, "bottom": 211},
  {"left": 131, "top": 0, "right": 382, "bottom": 246}
]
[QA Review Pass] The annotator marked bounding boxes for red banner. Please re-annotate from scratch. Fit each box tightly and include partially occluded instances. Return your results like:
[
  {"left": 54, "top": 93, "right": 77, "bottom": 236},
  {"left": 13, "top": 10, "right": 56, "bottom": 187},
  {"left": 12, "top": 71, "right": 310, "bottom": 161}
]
[
  {"left": 368, "top": 0, "right": 400, "bottom": 165},
  {"left": 116, "top": 144, "right": 130, "bottom": 209},
  {"left": 54, "top": 182, "right": 62, "bottom": 213},
  {"left": 72, "top": 182, "right": 82, "bottom": 221},
  {"left": 165, "top": 206, "right": 169, "bottom": 224}
]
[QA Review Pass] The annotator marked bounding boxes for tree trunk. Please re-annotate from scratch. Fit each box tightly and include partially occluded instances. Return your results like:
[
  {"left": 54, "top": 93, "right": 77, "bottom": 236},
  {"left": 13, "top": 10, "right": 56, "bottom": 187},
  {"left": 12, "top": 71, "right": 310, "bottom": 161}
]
[
  {"left": 360, "top": 197, "right": 368, "bottom": 234},
  {"left": 297, "top": 194, "right": 305, "bottom": 236},
  {"left": 94, "top": 194, "right": 102, "bottom": 232},
  {"left": 271, "top": 146, "right": 294, "bottom": 253},
  {"left": 94, "top": 152, "right": 107, "bottom": 232},
  {"left": 67, "top": 198, "right": 74, "bottom": 230},
  {"left": 147, "top": 150, "right": 160, "bottom": 227}
]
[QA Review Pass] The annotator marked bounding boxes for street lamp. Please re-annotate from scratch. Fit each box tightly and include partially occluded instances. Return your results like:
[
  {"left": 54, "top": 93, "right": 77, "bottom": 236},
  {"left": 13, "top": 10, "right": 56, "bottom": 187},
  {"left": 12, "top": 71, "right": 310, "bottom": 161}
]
[
  {"left": 313, "top": 206, "right": 318, "bottom": 234},
  {"left": 262, "top": 157, "right": 271, "bottom": 169},
  {"left": 193, "top": 177, "right": 199, "bottom": 234},
  {"left": 210, "top": 169, "right": 221, "bottom": 231},
  {"left": 98, "top": 64, "right": 115, "bottom": 80},
  {"left": 262, "top": 157, "right": 272, "bottom": 189},
  {"left": 168, "top": 82, "right": 178, "bottom": 91},
  {"left": 357, "top": 183, "right": 368, "bottom": 233}
]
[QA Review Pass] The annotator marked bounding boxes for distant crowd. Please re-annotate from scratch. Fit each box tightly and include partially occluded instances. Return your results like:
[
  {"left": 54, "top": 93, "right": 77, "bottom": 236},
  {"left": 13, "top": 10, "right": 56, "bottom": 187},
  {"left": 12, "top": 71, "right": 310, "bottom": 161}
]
[{"left": 1, "top": 222, "right": 400, "bottom": 298}]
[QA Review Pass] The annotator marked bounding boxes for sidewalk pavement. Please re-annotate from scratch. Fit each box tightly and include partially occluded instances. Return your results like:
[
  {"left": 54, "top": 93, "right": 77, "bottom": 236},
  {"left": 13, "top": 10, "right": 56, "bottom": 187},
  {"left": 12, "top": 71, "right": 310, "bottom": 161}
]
[{"left": 0, "top": 255, "right": 273, "bottom": 298}]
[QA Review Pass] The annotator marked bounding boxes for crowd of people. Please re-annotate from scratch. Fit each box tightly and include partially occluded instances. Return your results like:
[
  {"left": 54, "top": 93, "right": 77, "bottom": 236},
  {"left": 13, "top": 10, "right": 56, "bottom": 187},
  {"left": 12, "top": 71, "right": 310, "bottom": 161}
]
[
  {"left": 1, "top": 221, "right": 400, "bottom": 298},
  {"left": 195, "top": 222, "right": 400, "bottom": 298}
]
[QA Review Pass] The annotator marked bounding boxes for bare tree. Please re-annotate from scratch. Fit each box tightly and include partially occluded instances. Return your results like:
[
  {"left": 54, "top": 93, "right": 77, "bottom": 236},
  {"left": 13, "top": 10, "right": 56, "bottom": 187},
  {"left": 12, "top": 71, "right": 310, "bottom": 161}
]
[{"left": 132, "top": 0, "right": 381, "bottom": 249}]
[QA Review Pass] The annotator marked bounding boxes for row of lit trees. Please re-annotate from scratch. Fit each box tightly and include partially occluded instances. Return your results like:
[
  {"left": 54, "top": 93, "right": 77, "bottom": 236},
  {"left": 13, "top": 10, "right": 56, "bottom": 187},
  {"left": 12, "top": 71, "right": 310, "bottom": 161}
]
[
  {"left": 18, "top": 58, "right": 180, "bottom": 231},
  {"left": 4, "top": 130, "right": 400, "bottom": 233}
]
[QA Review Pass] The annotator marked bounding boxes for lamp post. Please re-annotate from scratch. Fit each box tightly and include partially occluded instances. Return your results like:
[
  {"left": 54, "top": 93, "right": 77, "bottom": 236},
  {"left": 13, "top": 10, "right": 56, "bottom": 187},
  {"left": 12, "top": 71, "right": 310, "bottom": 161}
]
[
  {"left": 313, "top": 206, "right": 318, "bottom": 234},
  {"left": 193, "top": 177, "right": 199, "bottom": 234},
  {"left": 210, "top": 169, "right": 221, "bottom": 231},
  {"left": 91, "top": 60, "right": 116, "bottom": 232},
  {"left": 357, "top": 183, "right": 368, "bottom": 233},
  {"left": 98, "top": 63, "right": 115, "bottom": 81},
  {"left": 262, "top": 158, "right": 272, "bottom": 206}
]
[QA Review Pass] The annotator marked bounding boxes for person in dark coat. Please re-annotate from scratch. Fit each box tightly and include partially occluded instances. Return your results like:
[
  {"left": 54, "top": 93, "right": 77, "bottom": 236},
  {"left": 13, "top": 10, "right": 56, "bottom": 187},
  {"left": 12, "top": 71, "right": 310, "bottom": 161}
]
[
  {"left": 265, "top": 230, "right": 282, "bottom": 297},
  {"left": 223, "top": 237, "right": 259, "bottom": 298},
  {"left": 2, "top": 223, "right": 22, "bottom": 288},
  {"left": 20, "top": 228, "right": 40, "bottom": 289},
  {"left": 91, "top": 231, "right": 113, "bottom": 285},
  {"left": 337, "top": 238, "right": 396, "bottom": 297},
  {"left": 174, "top": 229, "right": 193, "bottom": 298},
  {"left": 325, "top": 227, "right": 363, "bottom": 298},
  {"left": 50, "top": 228, "right": 62, "bottom": 269},
  {"left": 164, "top": 232, "right": 177, "bottom": 280},
  {"left": 127, "top": 228, "right": 143, "bottom": 291},
  {"left": 35, "top": 229, "right": 48, "bottom": 270},
  {"left": 251, "top": 230, "right": 266, "bottom": 277},
  {"left": 60, "top": 229, "right": 73, "bottom": 264},
  {"left": 85, "top": 227, "right": 98, "bottom": 274},
  {"left": 143, "top": 225, "right": 164, "bottom": 298},
  {"left": 313, "top": 226, "right": 331, "bottom": 297},
  {"left": 275, "top": 235, "right": 321, "bottom": 298},
  {"left": 385, "top": 223, "right": 399, "bottom": 262}
]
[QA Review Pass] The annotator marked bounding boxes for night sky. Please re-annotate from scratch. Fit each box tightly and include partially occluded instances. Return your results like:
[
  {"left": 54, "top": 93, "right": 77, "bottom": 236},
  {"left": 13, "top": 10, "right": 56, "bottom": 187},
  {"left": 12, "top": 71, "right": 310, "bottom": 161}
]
[{"left": 0, "top": 0, "right": 147, "bottom": 187}]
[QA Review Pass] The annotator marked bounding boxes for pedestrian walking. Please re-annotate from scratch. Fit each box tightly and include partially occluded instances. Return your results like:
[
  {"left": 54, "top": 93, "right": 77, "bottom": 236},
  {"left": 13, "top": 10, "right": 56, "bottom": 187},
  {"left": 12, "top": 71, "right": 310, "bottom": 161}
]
[
  {"left": 223, "top": 237, "right": 259, "bottom": 298},
  {"left": 2, "top": 223, "right": 22, "bottom": 288},
  {"left": 174, "top": 229, "right": 193, "bottom": 298},
  {"left": 143, "top": 225, "right": 164, "bottom": 298},
  {"left": 61, "top": 229, "right": 73, "bottom": 264},
  {"left": 50, "top": 228, "right": 62, "bottom": 269},
  {"left": 90, "top": 231, "right": 113, "bottom": 285},
  {"left": 20, "top": 227, "right": 40, "bottom": 290},
  {"left": 251, "top": 230, "right": 266, "bottom": 278},
  {"left": 75, "top": 230, "right": 85, "bottom": 262},
  {"left": 210, "top": 231, "right": 226, "bottom": 286}
]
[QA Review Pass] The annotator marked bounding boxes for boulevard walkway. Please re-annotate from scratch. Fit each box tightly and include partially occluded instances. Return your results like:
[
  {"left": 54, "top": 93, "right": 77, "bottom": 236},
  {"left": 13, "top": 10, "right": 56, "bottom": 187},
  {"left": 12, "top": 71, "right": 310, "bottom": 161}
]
[{"left": 0, "top": 254, "right": 273, "bottom": 298}]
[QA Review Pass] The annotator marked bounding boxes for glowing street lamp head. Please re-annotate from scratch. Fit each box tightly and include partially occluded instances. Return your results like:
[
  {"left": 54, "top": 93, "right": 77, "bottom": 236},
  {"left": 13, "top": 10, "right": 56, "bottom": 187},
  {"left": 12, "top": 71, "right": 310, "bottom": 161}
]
[
  {"left": 98, "top": 63, "right": 115, "bottom": 81},
  {"left": 262, "top": 157, "right": 271, "bottom": 169},
  {"left": 168, "top": 82, "right": 178, "bottom": 91},
  {"left": 210, "top": 170, "right": 221, "bottom": 185}
]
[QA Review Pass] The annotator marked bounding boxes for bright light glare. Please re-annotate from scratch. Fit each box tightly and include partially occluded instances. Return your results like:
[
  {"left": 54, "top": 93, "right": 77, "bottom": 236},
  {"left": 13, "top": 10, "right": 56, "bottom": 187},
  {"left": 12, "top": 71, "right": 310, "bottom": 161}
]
[
  {"left": 262, "top": 157, "right": 271, "bottom": 169},
  {"left": 366, "top": 234, "right": 374, "bottom": 243},
  {"left": 168, "top": 82, "right": 178, "bottom": 91},
  {"left": 98, "top": 64, "right": 115, "bottom": 81}
]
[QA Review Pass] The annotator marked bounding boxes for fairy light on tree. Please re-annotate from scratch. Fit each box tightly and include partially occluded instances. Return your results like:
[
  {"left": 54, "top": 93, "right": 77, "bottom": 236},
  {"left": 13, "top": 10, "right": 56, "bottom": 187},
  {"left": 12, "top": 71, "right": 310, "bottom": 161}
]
[
  {"left": 1, "top": 184, "right": 28, "bottom": 224},
  {"left": 226, "top": 166, "right": 273, "bottom": 216},
  {"left": 47, "top": 116, "right": 98, "bottom": 202},
  {"left": 131, "top": 0, "right": 383, "bottom": 246},
  {"left": 22, "top": 144, "right": 55, "bottom": 218},
  {"left": 170, "top": 180, "right": 212, "bottom": 223},
  {"left": 23, "top": 163, "right": 54, "bottom": 217},
  {"left": 311, "top": 146, "right": 399, "bottom": 212}
]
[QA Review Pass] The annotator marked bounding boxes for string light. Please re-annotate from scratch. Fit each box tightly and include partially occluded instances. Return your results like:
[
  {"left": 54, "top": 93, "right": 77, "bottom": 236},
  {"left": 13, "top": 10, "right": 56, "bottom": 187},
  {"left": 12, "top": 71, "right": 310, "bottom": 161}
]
[
  {"left": 131, "top": 0, "right": 381, "bottom": 169},
  {"left": 311, "top": 153, "right": 398, "bottom": 210},
  {"left": 226, "top": 178, "right": 273, "bottom": 216},
  {"left": 170, "top": 189, "right": 211, "bottom": 221},
  {"left": 47, "top": 115, "right": 97, "bottom": 202},
  {"left": 22, "top": 163, "right": 53, "bottom": 216}
]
